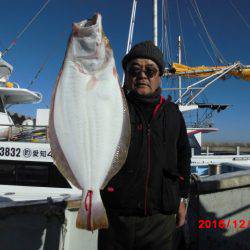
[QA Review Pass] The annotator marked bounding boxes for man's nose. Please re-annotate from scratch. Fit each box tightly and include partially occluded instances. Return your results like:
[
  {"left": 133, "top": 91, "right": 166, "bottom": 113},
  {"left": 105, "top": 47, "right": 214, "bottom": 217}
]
[{"left": 137, "top": 70, "right": 147, "bottom": 78}]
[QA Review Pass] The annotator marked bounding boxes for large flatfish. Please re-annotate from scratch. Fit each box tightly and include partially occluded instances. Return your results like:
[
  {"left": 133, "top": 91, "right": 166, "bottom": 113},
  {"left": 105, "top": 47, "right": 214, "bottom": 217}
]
[{"left": 49, "top": 13, "right": 130, "bottom": 231}]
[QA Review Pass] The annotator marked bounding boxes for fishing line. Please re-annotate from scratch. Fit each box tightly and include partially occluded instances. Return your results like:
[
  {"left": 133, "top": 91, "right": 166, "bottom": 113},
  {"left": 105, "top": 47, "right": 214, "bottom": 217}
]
[{"left": 1, "top": 0, "right": 51, "bottom": 57}]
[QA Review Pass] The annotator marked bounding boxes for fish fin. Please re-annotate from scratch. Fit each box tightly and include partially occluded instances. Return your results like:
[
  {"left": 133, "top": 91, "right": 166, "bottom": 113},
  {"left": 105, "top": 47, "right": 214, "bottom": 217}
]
[
  {"left": 49, "top": 70, "right": 82, "bottom": 190},
  {"left": 76, "top": 190, "right": 108, "bottom": 231}
]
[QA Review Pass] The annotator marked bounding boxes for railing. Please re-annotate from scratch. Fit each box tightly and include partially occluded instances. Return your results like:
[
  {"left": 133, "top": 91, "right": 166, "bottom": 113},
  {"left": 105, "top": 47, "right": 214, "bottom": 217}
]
[
  {"left": 201, "top": 145, "right": 250, "bottom": 155},
  {"left": 185, "top": 122, "right": 214, "bottom": 128},
  {"left": 0, "top": 81, "right": 20, "bottom": 88},
  {"left": 0, "top": 124, "right": 49, "bottom": 143}
]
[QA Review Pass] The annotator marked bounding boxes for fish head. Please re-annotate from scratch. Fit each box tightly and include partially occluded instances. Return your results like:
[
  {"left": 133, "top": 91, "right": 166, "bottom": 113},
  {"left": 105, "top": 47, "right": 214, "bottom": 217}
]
[{"left": 70, "top": 13, "right": 112, "bottom": 73}]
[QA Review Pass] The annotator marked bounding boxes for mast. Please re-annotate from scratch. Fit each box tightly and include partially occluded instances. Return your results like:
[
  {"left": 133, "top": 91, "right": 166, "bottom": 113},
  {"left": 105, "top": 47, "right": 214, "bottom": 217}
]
[
  {"left": 178, "top": 35, "right": 182, "bottom": 103},
  {"left": 126, "top": 0, "right": 138, "bottom": 54},
  {"left": 122, "top": 0, "right": 138, "bottom": 85},
  {"left": 153, "top": 0, "right": 158, "bottom": 46}
]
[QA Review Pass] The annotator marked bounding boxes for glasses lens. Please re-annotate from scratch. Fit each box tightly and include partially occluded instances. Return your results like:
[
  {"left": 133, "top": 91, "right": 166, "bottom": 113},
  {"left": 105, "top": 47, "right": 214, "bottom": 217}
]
[
  {"left": 128, "top": 66, "right": 158, "bottom": 78},
  {"left": 145, "top": 68, "right": 158, "bottom": 78},
  {"left": 128, "top": 68, "right": 140, "bottom": 77}
]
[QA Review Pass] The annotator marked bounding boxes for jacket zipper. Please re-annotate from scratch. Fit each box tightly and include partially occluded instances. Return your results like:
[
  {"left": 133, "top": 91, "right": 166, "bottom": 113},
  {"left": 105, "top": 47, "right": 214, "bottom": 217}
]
[
  {"left": 136, "top": 96, "right": 164, "bottom": 215},
  {"left": 144, "top": 124, "right": 151, "bottom": 215}
]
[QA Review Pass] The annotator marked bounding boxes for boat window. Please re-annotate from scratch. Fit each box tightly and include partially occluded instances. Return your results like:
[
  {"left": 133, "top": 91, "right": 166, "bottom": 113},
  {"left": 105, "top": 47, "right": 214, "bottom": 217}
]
[
  {"left": 0, "top": 161, "right": 70, "bottom": 188},
  {"left": 0, "top": 97, "right": 5, "bottom": 113}
]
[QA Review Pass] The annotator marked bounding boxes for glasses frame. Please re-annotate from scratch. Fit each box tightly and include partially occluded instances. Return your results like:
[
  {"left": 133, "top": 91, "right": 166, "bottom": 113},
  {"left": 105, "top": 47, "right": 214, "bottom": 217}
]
[{"left": 127, "top": 65, "right": 159, "bottom": 79}]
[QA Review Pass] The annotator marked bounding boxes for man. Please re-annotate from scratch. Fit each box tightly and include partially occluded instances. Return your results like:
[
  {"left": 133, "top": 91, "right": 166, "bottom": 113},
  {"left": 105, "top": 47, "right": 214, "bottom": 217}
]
[{"left": 99, "top": 41, "right": 191, "bottom": 250}]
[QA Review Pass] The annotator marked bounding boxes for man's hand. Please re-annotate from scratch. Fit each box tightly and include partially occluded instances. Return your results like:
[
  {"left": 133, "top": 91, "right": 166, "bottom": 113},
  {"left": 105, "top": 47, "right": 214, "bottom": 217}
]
[{"left": 176, "top": 200, "right": 187, "bottom": 228}]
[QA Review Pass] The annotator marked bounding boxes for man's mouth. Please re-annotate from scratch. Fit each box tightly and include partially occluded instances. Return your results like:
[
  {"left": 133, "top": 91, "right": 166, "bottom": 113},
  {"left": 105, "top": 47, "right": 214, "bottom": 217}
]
[{"left": 135, "top": 83, "right": 151, "bottom": 88}]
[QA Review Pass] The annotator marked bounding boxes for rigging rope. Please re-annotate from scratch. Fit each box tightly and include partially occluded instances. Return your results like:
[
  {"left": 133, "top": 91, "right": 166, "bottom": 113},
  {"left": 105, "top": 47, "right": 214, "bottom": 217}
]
[
  {"left": 229, "top": 0, "right": 250, "bottom": 29},
  {"left": 198, "top": 34, "right": 216, "bottom": 65},
  {"left": 163, "top": 0, "right": 169, "bottom": 62},
  {"left": 161, "top": 1, "right": 163, "bottom": 52},
  {"left": 166, "top": 0, "right": 173, "bottom": 63},
  {"left": 26, "top": 26, "right": 69, "bottom": 108},
  {"left": 0, "top": 39, "right": 5, "bottom": 51},
  {"left": 161, "top": 0, "right": 165, "bottom": 61},
  {"left": 190, "top": 0, "right": 226, "bottom": 64},
  {"left": 164, "top": 1, "right": 169, "bottom": 62},
  {"left": 161, "top": 0, "right": 172, "bottom": 63},
  {"left": 1, "top": 0, "right": 51, "bottom": 57},
  {"left": 186, "top": 6, "right": 215, "bottom": 65},
  {"left": 26, "top": 53, "right": 51, "bottom": 108}
]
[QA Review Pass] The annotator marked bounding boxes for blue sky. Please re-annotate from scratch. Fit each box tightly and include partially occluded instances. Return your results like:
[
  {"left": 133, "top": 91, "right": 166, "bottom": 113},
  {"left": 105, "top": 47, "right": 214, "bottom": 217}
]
[{"left": 0, "top": 0, "right": 250, "bottom": 142}]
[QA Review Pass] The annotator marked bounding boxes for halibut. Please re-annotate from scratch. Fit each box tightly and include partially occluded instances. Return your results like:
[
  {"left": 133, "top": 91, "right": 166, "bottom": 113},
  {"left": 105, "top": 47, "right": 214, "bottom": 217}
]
[{"left": 49, "top": 13, "right": 130, "bottom": 231}]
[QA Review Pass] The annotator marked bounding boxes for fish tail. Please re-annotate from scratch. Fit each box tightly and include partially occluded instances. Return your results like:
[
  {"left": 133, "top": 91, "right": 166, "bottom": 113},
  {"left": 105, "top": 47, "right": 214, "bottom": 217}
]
[{"left": 76, "top": 190, "right": 108, "bottom": 231}]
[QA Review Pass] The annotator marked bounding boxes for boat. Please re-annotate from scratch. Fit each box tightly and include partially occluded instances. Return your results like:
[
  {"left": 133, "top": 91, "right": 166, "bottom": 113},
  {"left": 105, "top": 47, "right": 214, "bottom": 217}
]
[{"left": 0, "top": 56, "right": 95, "bottom": 249}]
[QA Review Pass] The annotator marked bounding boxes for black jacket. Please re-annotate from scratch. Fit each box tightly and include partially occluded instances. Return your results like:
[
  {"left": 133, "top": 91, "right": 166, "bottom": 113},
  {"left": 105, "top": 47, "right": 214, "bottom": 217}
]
[{"left": 101, "top": 90, "right": 191, "bottom": 216}]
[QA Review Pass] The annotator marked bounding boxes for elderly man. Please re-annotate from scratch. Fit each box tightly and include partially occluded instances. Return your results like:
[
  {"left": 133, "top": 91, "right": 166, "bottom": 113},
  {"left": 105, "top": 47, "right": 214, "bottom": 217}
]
[{"left": 99, "top": 41, "right": 191, "bottom": 250}]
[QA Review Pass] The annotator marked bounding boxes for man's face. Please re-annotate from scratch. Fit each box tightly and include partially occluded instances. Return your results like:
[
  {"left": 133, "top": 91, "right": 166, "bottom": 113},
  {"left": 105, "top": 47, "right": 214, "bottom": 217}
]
[{"left": 125, "top": 58, "right": 161, "bottom": 95}]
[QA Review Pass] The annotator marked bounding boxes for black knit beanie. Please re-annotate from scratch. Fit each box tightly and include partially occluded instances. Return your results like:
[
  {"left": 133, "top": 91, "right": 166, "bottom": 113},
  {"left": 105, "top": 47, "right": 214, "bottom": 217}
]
[{"left": 122, "top": 40, "right": 165, "bottom": 76}]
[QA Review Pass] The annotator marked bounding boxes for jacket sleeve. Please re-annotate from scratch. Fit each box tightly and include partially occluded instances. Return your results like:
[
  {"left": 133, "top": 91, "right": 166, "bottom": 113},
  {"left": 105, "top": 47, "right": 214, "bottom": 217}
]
[{"left": 177, "top": 109, "right": 191, "bottom": 198}]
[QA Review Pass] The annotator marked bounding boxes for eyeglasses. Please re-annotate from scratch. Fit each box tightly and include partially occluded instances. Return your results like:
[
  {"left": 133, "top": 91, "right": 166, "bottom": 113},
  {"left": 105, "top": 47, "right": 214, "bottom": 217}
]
[{"left": 127, "top": 66, "right": 159, "bottom": 78}]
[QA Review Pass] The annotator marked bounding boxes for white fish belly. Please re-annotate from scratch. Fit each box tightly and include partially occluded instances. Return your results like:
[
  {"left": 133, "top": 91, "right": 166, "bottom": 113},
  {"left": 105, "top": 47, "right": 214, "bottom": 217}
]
[{"left": 53, "top": 58, "right": 123, "bottom": 190}]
